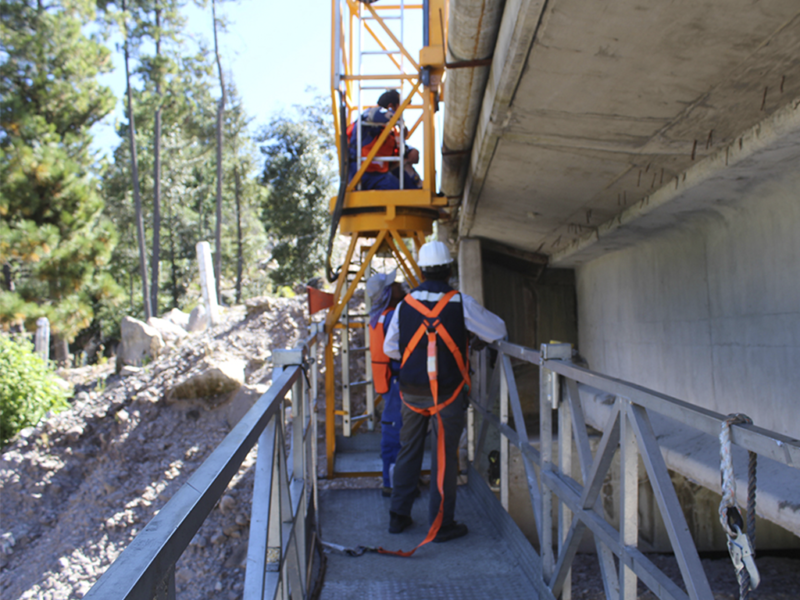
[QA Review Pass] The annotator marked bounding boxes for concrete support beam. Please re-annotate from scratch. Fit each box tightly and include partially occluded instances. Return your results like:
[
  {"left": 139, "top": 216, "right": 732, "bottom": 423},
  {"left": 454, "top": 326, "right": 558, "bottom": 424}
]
[
  {"left": 551, "top": 95, "right": 800, "bottom": 266},
  {"left": 458, "top": 238, "right": 484, "bottom": 306},
  {"left": 458, "top": 0, "right": 549, "bottom": 237}
]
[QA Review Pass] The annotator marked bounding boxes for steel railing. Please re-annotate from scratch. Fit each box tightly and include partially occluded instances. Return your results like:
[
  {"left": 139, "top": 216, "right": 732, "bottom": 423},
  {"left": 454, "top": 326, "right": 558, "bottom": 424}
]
[
  {"left": 85, "top": 324, "right": 324, "bottom": 600},
  {"left": 468, "top": 340, "right": 800, "bottom": 600}
]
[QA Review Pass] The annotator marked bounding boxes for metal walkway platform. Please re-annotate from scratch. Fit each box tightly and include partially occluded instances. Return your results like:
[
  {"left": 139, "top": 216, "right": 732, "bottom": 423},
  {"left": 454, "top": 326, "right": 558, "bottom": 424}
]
[
  {"left": 333, "top": 431, "right": 432, "bottom": 476},
  {"left": 317, "top": 468, "right": 541, "bottom": 599}
]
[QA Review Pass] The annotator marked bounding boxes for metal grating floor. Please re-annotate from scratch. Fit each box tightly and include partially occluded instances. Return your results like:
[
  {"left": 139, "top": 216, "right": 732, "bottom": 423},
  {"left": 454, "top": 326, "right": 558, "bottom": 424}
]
[
  {"left": 317, "top": 475, "right": 541, "bottom": 599},
  {"left": 333, "top": 431, "right": 432, "bottom": 475}
]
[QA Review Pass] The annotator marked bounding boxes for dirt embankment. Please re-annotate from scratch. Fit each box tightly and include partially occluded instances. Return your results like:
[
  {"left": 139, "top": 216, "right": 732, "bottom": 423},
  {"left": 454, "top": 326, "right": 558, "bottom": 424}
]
[{"left": 0, "top": 298, "right": 308, "bottom": 600}]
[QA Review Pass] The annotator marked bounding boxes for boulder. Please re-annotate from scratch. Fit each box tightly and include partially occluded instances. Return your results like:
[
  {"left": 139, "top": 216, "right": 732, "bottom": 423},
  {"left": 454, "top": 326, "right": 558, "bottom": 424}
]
[
  {"left": 117, "top": 316, "right": 164, "bottom": 368},
  {"left": 169, "top": 357, "right": 246, "bottom": 402},
  {"left": 221, "top": 384, "right": 268, "bottom": 428},
  {"left": 147, "top": 316, "right": 188, "bottom": 344},
  {"left": 188, "top": 305, "right": 208, "bottom": 333},
  {"left": 245, "top": 296, "right": 272, "bottom": 316},
  {"left": 162, "top": 308, "right": 190, "bottom": 330}
]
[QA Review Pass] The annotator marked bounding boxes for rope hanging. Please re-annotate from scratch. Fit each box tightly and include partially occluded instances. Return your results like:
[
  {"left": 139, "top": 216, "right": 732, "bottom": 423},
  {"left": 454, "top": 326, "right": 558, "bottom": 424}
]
[{"left": 719, "top": 413, "right": 760, "bottom": 600}]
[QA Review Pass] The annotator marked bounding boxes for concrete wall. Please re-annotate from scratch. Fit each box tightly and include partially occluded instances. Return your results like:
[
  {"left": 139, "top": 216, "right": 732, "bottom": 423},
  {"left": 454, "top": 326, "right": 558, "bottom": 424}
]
[{"left": 576, "top": 168, "right": 800, "bottom": 438}]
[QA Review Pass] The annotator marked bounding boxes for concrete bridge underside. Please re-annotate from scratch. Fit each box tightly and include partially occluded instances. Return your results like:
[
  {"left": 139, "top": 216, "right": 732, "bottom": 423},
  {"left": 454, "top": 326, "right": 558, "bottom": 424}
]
[{"left": 446, "top": 0, "right": 800, "bottom": 545}]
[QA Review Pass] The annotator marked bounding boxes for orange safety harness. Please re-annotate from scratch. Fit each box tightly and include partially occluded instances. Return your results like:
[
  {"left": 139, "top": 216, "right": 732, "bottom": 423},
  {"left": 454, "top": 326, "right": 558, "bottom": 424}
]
[
  {"left": 346, "top": 118, "right": 399, "bottom": 173},
  {"left": 378, "top": 290, "right": 471, "bottom": 557}
]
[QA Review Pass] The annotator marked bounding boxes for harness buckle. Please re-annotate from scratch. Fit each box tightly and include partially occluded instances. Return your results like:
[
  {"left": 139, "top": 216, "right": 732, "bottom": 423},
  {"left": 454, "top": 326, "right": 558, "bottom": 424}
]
[{"left": 726, "top": 525, "right": 760, "bottom": 589}]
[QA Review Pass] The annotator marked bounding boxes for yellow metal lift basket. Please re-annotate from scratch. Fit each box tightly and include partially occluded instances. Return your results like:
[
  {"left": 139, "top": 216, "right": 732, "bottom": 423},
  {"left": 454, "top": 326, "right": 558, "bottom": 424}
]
[{"left": 325, "top": 0, "right": 447, "bottom": 477}]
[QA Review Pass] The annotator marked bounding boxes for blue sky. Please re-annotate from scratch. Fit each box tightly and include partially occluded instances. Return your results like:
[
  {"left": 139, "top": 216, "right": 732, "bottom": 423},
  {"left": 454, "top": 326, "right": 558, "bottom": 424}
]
[
  {"left": 92, "top": 0, "right": 332, "bottom": 159},
  {"left": 92, "top": 1, "right": 438, "bottom": 178}
]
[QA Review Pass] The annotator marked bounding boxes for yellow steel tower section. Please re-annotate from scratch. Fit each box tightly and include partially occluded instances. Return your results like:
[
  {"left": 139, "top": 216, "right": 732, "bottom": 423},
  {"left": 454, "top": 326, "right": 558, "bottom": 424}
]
[{"left": 325, "top": 0, "right": 447, "bottom": 476}]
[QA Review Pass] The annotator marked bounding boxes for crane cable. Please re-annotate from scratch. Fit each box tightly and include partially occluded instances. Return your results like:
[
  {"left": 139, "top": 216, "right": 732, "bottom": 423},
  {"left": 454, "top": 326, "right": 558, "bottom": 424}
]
[{"left": 326, "top": 90, "right": 349, "bottom": 283}]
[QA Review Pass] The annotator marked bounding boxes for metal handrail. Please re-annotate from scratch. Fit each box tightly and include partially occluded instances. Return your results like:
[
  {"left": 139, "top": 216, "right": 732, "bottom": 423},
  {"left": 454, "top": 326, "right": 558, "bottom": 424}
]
[
  {"left": 487, "top": 339, "right": 800, "bottom": 467},
  {"left": 468, "top": 339, "right": 800, "bottom": 600},
  {"left": 85, "top": 326, "right": 324, "bottom": 600}
]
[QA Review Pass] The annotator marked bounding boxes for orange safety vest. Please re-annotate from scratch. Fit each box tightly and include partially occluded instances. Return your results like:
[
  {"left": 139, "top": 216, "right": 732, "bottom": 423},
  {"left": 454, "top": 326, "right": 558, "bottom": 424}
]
[
  {"left": 369, "top": 308, "right": 393, "bottom": 395},
  {"left": 347, "top": 119, "right": 399, "bottom": 173},
  {"left": 378, "top": 290, "right": 471, "bottom": 557}
]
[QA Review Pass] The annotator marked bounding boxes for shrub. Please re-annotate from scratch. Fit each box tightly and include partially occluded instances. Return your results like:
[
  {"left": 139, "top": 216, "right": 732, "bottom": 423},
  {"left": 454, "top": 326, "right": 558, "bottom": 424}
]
[{"left": 0, "top": 334, "right": 71, "bottom": 446}]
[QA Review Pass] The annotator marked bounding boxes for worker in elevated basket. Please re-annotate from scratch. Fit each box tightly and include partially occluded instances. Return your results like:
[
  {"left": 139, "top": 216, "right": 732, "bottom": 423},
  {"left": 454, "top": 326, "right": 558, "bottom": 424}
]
[
  {"left": 348, "top": 90, "right": 402, "bottom": 190},
  {"left": 384, "top": 241, "right": 507, "bottom": 542},
  {"left": 366, "top": 269, "right": 406, "bottom": 497}
]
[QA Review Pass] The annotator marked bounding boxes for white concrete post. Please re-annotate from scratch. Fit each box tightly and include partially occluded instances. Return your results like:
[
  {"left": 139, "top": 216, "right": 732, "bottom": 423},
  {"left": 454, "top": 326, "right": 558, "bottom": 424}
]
[
  {"left": 196, "top": 241, "right": 220, "bottom": 326},
  {"left": 35, "top": 317, "right": 50, "bottom": 362},
  {"left": 459, "top": 238, "right": 484, "bottom": 469},
  {"left": 457, "top": 238, "right": 484, "bottom": 305}
]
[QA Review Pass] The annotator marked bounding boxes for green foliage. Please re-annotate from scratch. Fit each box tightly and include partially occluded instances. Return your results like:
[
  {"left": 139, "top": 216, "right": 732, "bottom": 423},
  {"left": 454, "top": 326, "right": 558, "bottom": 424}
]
[
  {"left": 0, "top": 0, "right": 120, "bottom": 340},
  {"left": 258, "top": 98, "right": 336, "bottom": 287},
  {"left": 0, "top": 334, "right": 70, "bottom": 446},
  {"left": 102, "top": 65, "right": 268, "bottom": 311}
]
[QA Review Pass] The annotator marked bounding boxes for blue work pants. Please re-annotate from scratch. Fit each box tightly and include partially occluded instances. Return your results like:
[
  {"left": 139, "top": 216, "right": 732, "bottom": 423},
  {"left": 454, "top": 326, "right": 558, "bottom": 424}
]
[
  {"left": 380, "top": 376, "right": 402, "bottom": 488},
  {"left": 349, "top": 164, "right": 400, "bottom": 190}
]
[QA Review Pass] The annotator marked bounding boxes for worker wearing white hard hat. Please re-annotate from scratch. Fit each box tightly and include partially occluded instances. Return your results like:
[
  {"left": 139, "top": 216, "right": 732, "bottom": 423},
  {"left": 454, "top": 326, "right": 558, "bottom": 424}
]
[
  {"left": 383, "top": 240, "right": 507, "bottom": 545},
  {"left": 366, "top": 269, "right": 406, "bottom": 496}
]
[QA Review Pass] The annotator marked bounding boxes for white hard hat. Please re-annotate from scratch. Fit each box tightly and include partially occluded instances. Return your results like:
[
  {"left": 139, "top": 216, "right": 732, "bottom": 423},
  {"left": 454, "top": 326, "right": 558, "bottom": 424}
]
[
  {"left": 366, "top": 268, "right": 397, "bottom": 300},
  {"left": 417, "top": 241, "right": 453, "bottom": 268}
]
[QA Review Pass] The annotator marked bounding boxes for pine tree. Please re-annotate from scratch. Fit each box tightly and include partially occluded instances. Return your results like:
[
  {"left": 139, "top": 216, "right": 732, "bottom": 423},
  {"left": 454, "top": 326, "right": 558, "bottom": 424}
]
[
  {"left": 258, "top": 100, "right": 337, "bottom": 287},
  {"left": 0, "top": 0, "right": 118, "bottom": 359}
]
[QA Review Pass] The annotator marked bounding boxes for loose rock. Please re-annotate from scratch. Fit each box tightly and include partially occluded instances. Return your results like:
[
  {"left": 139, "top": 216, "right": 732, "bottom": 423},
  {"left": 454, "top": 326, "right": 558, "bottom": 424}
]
[
  {"left": 147, "top": 316, "right": 189, "bottom": 344},
  {"left": 162, "top": 308, "right": 191, "bottom": 330},
  {"left": 117, "top": 316, "right": 165, "bottom": 369},
  {"left": 188, "top": 305, "right": 209, "bottom": 333},
  {"left": 169, "top": 358, "right": 246, "bottom": 402}
]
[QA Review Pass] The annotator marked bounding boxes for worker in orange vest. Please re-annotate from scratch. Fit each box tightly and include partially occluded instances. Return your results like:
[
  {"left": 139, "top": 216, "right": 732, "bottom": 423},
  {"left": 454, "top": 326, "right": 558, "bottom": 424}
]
[
  {"left": 367, "top": 269, "right": 406, "bottom": 496},
  {"left": 348, "top": 90, "right": 403, "bottom": 190},
  {"left": 384, "top": 241, "right": 507, "bottom": 543}
]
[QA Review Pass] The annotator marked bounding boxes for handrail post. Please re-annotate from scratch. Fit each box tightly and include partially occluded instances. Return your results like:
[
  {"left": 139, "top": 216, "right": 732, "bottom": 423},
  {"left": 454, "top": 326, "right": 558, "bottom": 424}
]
[
  {"left": 539, "top": 359, "right": 555, "bottom": 580},
  {"left": 540, "top": 343, "right": 571, "bottom": 581},
  {"left": 499, "top": 352, "right": 509, "bottom": 510},
  {"left": 619, "top": 397, "right": 639, "bottom": 600},
  {"left": 292, "top": 374, "right": 305, "bottom": 482},
  {"left": 558, "top": 385, "right": 573, "bottom": 600},
  {"left": 467, "top": 348, "right": 479, "bottom": 465}
]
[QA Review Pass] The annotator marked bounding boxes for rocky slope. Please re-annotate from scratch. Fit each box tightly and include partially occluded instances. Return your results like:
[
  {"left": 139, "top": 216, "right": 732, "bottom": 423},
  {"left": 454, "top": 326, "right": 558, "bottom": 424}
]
[{"left": 0, "top": 298, "right": 308, "bottom": 600}]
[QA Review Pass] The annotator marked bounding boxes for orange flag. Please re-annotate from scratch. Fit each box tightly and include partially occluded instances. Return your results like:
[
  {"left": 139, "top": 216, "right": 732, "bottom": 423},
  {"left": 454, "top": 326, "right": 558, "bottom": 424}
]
[{"left": 307, "top": 286, "right": 334, "bottom": 315}]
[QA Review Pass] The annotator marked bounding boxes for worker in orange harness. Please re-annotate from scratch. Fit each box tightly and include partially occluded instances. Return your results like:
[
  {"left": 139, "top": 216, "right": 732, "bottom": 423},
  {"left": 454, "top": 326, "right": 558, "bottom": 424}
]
[
  {"left": 383, "top": 241, "right": 507, "bottom": 543},
  {"left": 348, "top": 90, "right": 403, "bottom": 190},
  {"left": 366, "top": 269, "right": 406, "bottom": 497}
]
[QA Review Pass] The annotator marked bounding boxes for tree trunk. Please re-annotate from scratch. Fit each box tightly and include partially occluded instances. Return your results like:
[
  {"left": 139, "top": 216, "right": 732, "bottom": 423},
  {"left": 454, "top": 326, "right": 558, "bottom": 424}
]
[
  {"left": 53, "top": 334, "right": 69, "bottom": 367},
  {"left": 123, "top": 0, "right": 152, "bottom": 320},
  {"left": 151, "top": 5, "right": 162, "bottom": 317},
  {"left": 2, "top": 263, "right": 13, "bottom": 291},
  {"left": 212, "top": 0, "right": 225, "bottom": 304},
  {"left": 167, "top": 191, "right": 179, "bottom": 308},
  {"left": 234, "top": 163, "right": 243, "bottom": 303}
]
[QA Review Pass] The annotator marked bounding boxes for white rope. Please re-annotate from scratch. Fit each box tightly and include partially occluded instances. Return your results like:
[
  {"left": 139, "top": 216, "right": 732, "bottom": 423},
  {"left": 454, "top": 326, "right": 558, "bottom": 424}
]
[
  {"left": 719, "top": 414, "right": 745, "bottom": 535},
  {"left": 719, "top": 414, "right": 760, "bottom": 600}
]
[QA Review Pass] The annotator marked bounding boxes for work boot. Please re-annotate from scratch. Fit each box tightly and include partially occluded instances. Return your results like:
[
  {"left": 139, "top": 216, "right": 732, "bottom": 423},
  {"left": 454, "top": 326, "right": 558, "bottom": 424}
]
[
  {"left": 389, "top": 511, "right": 413, "bottom": 533},
  {"left": 433, "top": 521, "right": 468, "bottom": 543}
]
